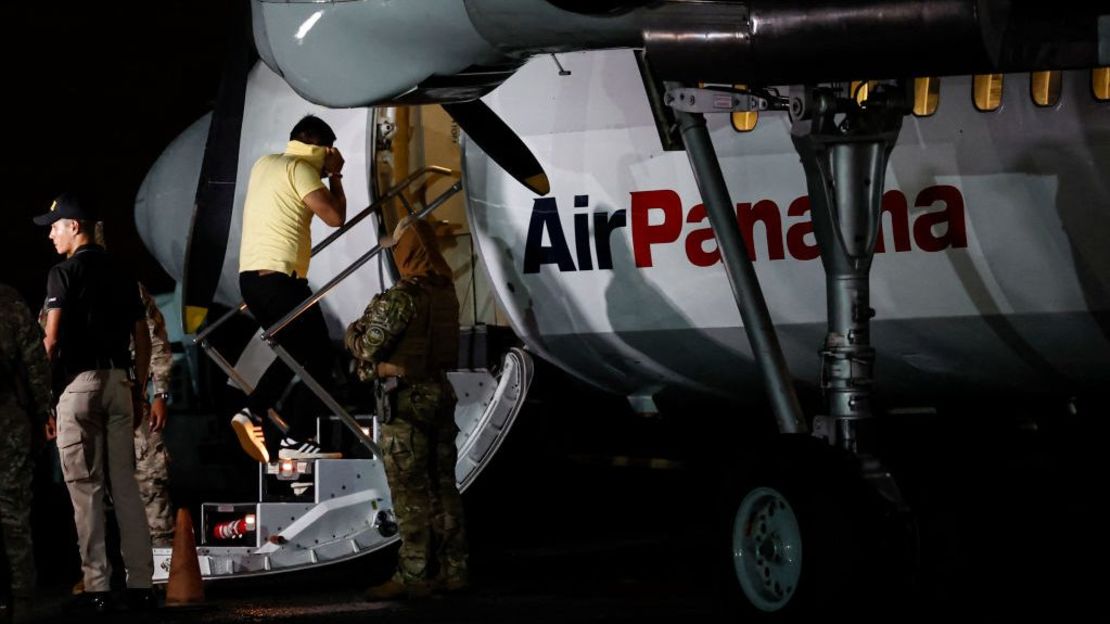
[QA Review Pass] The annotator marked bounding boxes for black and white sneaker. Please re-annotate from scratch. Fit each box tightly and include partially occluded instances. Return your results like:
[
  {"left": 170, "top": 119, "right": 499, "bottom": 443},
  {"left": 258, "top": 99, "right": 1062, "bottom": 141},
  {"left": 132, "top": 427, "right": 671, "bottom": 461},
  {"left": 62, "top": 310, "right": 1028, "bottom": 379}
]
[
  {"left": 277, "top": 438, "right": 342, "bottom": 460},
  {"left": 230, "top": 409, "right": 269, "bottom": 463}
]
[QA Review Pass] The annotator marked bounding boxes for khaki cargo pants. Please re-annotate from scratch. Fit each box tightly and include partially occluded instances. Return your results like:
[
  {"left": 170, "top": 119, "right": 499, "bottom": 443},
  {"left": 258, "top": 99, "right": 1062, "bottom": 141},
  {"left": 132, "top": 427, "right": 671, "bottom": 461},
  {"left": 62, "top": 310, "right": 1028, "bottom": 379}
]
[{"left": 56, "top": 369, "right": 153, "bottom": 591}]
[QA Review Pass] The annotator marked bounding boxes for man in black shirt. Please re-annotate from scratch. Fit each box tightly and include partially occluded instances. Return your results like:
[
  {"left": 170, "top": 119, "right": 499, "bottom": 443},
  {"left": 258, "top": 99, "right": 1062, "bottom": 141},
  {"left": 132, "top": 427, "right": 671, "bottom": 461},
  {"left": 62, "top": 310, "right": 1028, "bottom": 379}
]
[{"left": 35, "top": 193, "right": 155, "bottom": 613}]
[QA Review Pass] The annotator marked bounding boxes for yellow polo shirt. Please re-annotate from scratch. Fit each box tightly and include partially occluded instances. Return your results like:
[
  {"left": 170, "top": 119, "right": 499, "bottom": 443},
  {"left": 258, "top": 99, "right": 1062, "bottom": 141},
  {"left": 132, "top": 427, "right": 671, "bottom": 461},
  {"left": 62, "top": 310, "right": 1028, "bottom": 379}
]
[{"left": 239, "top": 141, "right": 328, "bottom": 277}]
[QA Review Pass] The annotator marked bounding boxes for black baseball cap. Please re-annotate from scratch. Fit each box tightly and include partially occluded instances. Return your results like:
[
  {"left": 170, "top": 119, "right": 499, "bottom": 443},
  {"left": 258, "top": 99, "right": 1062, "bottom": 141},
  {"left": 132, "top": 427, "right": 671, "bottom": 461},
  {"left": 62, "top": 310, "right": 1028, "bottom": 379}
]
[{"left": 33, "top": 192, "right": 98, "bottom": 226}]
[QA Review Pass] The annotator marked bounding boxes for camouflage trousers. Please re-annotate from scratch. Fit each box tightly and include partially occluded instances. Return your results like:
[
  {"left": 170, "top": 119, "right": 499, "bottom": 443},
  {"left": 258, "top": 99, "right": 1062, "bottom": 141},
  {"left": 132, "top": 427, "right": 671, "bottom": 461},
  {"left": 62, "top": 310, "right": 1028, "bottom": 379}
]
[
  {"left": 380, "top": 382, "right": 468, "bottom": 587},
  {"left": 0, "top": 399, "right": 34, "bottom": 599},
  {"left": 134, "top": 410, "right": 173, "bottom": 547}
]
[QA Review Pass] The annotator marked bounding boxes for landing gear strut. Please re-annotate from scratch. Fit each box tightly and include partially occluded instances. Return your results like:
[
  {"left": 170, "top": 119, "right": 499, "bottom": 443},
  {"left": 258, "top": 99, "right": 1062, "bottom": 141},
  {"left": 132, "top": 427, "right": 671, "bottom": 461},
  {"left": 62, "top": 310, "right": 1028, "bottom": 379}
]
[
  {"left": 789, "top": 84, "right": 912, "bottom": 507},
  {"left": 666, "top": 80, "right": 912, "bottom": 468},
  {"left": 790, "top": 83, "right": 908, "bottom": 454},
  {"left": 665, "top": 81, "right": 807, "bottom": 437}
]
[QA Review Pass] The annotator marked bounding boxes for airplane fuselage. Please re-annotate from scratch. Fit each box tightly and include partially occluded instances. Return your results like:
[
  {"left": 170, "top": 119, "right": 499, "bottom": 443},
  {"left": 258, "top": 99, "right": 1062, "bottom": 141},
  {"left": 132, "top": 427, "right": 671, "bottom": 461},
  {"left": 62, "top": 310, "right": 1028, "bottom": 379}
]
[
  {"left": 464, "top": 51, "right": 1110, "bottom": 405},
  {"left": 137, "top": 51, "right": 1109, "bottom": 410}
]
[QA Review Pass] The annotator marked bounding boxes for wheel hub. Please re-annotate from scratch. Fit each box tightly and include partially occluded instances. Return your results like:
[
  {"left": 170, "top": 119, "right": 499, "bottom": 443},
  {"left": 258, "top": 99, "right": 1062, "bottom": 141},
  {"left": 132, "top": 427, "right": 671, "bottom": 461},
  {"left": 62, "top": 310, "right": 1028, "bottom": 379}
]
[{"left": 733, "top": 487, "right": 802, "bottom": 612}]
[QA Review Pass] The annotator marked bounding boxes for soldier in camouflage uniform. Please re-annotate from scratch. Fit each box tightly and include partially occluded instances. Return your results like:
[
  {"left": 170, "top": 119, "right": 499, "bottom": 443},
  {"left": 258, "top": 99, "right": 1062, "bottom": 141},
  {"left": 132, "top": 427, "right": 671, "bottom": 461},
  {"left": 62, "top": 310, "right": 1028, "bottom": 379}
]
[
  {"left": 346, "top": 216, "right": 468, "bottom": 599},
  {"left": 133, "top": 282, "right": 174, "bottom": 547},
  {"left": 0, "top": 283, "right": 52, "bottom": 617}
]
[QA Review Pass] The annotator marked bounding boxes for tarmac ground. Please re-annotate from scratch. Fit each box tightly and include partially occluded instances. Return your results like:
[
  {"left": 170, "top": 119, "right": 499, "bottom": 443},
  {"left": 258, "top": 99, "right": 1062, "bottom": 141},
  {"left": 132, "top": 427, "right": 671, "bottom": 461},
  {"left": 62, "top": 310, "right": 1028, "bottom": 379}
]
[{"left": 21, "top": 363, "right": 1106, "bottom": 622}]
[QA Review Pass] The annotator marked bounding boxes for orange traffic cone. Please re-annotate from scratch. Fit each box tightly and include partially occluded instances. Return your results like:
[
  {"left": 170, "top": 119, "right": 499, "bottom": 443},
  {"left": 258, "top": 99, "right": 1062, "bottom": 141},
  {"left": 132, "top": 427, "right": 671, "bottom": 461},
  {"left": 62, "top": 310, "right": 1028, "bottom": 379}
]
[{"left": 164, "top": 507, "right": 205, "bottom": 606}]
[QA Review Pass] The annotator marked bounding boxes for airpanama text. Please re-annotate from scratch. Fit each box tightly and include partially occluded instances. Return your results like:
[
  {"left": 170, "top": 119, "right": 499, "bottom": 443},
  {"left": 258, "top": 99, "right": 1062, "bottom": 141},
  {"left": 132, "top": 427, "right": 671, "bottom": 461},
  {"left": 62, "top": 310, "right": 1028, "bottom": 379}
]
[{"left": 523, "top": 186, "right": 967, "bottom": 274}]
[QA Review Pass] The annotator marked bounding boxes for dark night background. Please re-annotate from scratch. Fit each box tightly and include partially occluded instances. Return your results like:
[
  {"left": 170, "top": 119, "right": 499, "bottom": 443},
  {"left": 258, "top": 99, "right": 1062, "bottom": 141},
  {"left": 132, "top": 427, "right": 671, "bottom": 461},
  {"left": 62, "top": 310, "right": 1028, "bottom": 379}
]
[
  {"left": 5, "top": 2, "right": 243, "bottom": 307},
  {"left": 4, "top": 3, "right": 1105, "bottom": 619}
]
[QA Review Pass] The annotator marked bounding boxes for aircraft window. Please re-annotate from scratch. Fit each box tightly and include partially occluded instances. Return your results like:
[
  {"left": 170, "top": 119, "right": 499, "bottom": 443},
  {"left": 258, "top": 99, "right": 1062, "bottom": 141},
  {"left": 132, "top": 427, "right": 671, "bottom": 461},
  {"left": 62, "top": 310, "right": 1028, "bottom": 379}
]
[
  {"left": 913, "top": 77, "right": 940, "bottom": 117},
  {"left": 1094, "top": 68, "right": 1109, "bottom": 101},
  {"left": 731, "top": 84, "right": 758, "bottom": 132},
  {"left": 851, "top": 80, "right": 879, "bottom": 106},
  {"left": 1031, "top": 71, "right": 1062, "bottom": 107},
  {"left": 973, "top": 74, "right": 1003, "bottom": 112}
]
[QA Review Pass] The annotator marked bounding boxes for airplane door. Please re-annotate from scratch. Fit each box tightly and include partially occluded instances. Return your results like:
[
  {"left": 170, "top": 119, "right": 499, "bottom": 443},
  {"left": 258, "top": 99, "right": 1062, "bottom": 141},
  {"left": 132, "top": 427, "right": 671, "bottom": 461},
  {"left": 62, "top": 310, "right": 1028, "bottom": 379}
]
[
  {"left": 450, "top": 347, "right": 534, "bottom": 492},
  {"left": 370, "top": 105, "right": 530, "bottom": 491}
]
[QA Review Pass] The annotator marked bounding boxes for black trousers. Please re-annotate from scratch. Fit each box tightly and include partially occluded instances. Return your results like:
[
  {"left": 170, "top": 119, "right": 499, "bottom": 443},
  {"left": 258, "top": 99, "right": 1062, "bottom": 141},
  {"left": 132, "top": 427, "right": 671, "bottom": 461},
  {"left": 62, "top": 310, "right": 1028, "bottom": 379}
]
[{"left": 239, "top": 270, "right": 335, "bottom": 454}]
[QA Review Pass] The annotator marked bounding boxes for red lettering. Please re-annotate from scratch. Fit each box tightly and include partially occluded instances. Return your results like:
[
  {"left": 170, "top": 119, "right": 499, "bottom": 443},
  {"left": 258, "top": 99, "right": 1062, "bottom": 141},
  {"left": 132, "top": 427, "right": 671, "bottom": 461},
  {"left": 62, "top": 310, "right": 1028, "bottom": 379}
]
[
  {"left": 913, "top": 185, "right": 967, "bottom": 252},
  {"left": 617, "top": 185, "right": 965, "bottom": 270},
  {"left": 631, "top": 190, "right": 683, "bottom": 268},
  {"left": 684, "top": 203, "right": 721, "bottom": 267},
  {"left": 786, "top": 196, "right": 820, "bottom": 261},
  {"left": 875, "top": 190, "right": 911, "bottom": 253},
  {"left": 737, "top": 200, "right": 785, "bottom": 261}
]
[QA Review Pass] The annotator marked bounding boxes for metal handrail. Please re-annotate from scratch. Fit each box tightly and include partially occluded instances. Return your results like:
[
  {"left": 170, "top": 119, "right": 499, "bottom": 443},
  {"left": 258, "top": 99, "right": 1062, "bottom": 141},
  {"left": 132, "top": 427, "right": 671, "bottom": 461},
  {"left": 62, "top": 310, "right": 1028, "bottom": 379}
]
[
  {"left": 194, "top": 165, "right": 458, "bottom": 345},
  {"left": 311, "top": 165, "right": 456, "bottom": 253},
  {"left": 194, "top": 302, "right": 248, "bottom": 344},
  {"left": 196, "top": 334, "right": 293, "bottom": 435},
  {"left": 264, "top": 180, "right": 462, "bottom": 341},
  {"left": 271, "top": 343, "right": 382, "bottom": 459}
]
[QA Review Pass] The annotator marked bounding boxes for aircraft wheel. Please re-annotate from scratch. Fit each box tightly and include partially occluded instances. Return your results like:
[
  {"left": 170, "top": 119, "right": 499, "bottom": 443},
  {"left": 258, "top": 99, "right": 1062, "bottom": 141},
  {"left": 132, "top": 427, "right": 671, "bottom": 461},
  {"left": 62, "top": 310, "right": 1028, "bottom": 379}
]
[
  {"left": 730, "top": 485, "right": 803, "bottom": 611},
  {"left": 719, "top": 434, "right": 897, "bottom": 618}
]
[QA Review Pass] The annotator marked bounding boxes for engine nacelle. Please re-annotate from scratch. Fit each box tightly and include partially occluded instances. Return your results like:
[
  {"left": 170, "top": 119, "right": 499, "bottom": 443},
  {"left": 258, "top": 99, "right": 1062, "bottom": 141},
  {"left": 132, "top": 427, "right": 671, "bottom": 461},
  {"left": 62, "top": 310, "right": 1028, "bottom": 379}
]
[{"left": 250, "top": 0, "right": 1097, "bottom": 110}]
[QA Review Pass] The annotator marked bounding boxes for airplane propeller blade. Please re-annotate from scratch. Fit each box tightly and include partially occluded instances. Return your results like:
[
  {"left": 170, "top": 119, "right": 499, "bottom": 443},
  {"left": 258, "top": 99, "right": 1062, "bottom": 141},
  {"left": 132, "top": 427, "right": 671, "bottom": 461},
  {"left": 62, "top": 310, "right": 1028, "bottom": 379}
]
[
  {"left": 181, "top": 10, "right": 255, "bottom": 333},
  {"left": 442, "top": 100, "right": 550, "bottom": 196}
]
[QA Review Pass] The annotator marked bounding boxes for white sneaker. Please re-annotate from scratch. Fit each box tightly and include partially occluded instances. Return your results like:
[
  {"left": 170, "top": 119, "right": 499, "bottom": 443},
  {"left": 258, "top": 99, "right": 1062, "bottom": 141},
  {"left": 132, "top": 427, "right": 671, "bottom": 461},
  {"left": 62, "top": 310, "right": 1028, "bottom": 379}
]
[
  {"left": 277, "top": 438, "right": 343, "bottom": 460},
  {"left": 230, "top": 410, "right": 269, "bottom": 463}
]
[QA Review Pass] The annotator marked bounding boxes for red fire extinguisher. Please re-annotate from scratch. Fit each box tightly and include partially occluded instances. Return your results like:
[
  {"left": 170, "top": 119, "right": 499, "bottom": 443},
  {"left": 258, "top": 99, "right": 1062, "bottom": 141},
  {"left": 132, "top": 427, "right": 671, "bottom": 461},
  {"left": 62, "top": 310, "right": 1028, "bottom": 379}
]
[{"left": 213, "top": 514, "right": 256, "bottom": 540}]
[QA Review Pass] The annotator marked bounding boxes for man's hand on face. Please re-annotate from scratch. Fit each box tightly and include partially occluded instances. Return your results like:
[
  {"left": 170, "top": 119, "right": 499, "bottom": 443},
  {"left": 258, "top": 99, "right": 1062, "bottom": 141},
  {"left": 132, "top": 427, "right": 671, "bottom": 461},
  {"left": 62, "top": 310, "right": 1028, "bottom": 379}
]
[{"left": 324, "top": 147, "right": 345, "bottom": 176}]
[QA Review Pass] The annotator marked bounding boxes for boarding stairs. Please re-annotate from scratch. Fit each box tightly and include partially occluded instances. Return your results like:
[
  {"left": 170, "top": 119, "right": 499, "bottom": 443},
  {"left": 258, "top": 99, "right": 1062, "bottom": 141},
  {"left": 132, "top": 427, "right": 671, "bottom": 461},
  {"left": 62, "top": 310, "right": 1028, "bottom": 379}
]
[{"left": 153, "top": 167, "right": 532, "bottom": 582}]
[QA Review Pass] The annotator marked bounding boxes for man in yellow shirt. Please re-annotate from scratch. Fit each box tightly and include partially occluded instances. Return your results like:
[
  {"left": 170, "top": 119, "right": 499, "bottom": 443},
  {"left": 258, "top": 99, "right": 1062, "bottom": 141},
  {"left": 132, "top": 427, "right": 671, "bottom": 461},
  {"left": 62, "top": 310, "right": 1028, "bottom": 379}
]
[{"left": 235, "top": 114, "right": 346, "bottom": 461}]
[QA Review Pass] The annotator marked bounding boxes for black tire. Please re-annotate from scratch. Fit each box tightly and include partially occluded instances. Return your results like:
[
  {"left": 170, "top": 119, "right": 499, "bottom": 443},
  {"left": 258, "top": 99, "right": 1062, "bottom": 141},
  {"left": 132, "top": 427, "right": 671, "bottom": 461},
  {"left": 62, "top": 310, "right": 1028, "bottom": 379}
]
[{"left": 717, "top": 434, "right": 906, "bottom": 619}]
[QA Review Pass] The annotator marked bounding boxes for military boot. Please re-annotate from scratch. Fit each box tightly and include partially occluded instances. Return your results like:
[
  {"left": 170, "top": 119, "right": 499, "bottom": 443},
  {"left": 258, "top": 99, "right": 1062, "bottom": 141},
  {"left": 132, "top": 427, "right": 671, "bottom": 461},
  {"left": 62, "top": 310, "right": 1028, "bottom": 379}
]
[
  {"left": 434, "top": 572, "right": 471, "bottom": 596},
  {"left": 364, "top": 578, "right": 433, "bottom": 601}
]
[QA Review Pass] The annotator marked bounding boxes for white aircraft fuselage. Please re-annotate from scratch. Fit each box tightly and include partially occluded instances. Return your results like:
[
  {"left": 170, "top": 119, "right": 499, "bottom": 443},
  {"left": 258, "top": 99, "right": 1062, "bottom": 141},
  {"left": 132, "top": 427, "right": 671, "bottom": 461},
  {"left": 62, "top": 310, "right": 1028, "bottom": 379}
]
[
  {"left": 137, "top": 53, "right": 1109, "bottom": 410},
  {"left": 134, "top": 52, "right": 1105, "bottom": 413},
  {"left": 464, "top": 50, "right": 1110, "bottom": 405}
]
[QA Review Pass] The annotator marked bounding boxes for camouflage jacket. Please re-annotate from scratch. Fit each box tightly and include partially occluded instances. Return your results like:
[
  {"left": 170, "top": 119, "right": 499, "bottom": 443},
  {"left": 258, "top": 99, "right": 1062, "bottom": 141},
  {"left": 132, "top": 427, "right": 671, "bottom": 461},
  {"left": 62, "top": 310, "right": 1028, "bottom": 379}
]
[
  {"left": 37, "top": 282, "right": 171, "bottom": 395},
  {"left": 138, "top": 283, "right": 172, "bottom": 395},
  {"left": 345, "top": 282, "right": 418, "bottom": 383},
  {"left": 347, "top": 278, "right": 459, "bottom": 425},
  {"left": 0, "top": 284, "right": 52, "bottom": 421}
]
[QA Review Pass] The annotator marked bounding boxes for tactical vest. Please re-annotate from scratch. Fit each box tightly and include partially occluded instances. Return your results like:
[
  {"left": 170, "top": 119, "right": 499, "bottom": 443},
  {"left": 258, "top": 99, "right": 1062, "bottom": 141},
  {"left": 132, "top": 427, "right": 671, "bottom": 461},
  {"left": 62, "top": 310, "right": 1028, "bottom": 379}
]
[{"left": 389, "top": 275, "right": 459, "bottom": 382}]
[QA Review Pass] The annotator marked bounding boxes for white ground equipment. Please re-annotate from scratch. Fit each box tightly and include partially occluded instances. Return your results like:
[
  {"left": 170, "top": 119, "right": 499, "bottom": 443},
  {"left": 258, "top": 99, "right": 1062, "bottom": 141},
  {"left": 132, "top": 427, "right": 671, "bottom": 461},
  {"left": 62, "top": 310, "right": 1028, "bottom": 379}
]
[{"left": 152, "top": 346, "right": 532, "bottom": 583}]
